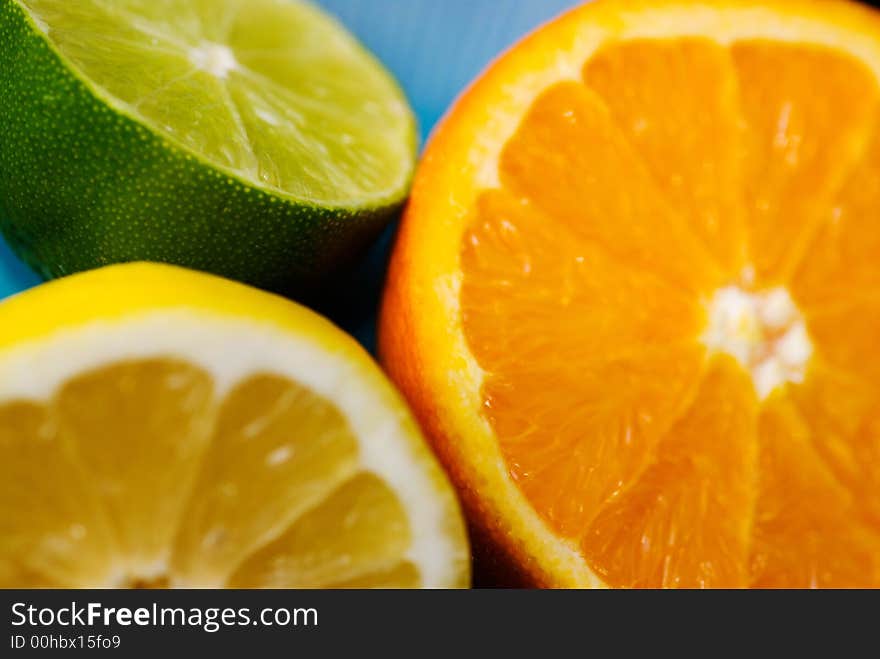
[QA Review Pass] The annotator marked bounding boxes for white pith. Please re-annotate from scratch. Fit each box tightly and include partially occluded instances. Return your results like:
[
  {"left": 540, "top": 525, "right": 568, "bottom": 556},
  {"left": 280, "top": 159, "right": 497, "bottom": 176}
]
[
  {"left": 702, "top": 285, "right": 813, "bottom": 398},
  {"left": 0, "top": 312, "right": 458, "bottom": 588}
]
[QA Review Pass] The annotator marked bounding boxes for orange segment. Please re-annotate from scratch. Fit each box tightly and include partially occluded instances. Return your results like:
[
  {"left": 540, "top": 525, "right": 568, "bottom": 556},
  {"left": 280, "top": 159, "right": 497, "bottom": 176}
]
[
  {"left": 582, "top": 357, "right": 757, "bottom": 588},
  {"left": 788, "top": 363, "right": 880, "bottom": 527},
  {"left": 751, "top": 394, "right": 880, "bottom": 588},
  {"left": 732, "top": 41, "right": 879, "bottom": 285},
  {"left": 498, "top": 81, "right": 720, "bottom": 293},
  {"left": 583, "top": 39, "right": 747, "bottom": 274},
  {"left": 484, "top": 346, "right": 704, "bottom": 538},
  {"left": 461, "top": 189, "right": 705, "bottom": 366},
  {"left": 460, "top": 183, "right": 707, "bottom": 538},
  {"left": 792, "top": 119, "right": 880, "bottom": 308},
  {"left": 806, "top": 297, "right": 880, "bottom": 386}
]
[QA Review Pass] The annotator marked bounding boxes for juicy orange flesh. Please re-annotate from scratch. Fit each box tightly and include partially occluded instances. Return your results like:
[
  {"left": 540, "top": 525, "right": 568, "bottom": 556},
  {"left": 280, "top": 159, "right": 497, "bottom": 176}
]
[
  {"left": 460, "top": 38, "right": 880, "bottom": 587},
  {"left": 0, "top": 359, "right": 415, "bottom": 588}
]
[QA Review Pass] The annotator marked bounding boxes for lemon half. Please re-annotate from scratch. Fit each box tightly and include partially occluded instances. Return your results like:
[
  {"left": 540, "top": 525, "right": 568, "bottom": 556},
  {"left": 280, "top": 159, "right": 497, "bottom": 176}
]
[{"left": 0, "top": 263, "right": 468, "bottom": 588}]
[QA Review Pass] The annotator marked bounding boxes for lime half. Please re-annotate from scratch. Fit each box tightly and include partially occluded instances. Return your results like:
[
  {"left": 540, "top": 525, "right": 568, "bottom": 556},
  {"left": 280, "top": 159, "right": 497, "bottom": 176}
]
[{"left": 0, "top": 0, "right": 417, "bottom": 292}]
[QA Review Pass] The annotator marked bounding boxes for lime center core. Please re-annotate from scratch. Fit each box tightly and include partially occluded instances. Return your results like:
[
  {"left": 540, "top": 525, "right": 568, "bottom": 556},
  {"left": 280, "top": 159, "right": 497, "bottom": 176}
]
[
  {"left": 703, "top": 285, "right": 812, "bottom": 398},
  {"left": 189, "top": 42, "right": 238, "bottom": 79}
]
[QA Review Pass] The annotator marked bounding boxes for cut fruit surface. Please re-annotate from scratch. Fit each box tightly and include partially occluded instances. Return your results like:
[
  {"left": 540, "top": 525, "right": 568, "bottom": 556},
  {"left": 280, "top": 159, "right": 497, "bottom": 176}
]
[
  {"left": 0, "top": 0, "right": 416, "bottom": 291},
  {"left": 381, "top": 0, "right": 880, "bottom": 588},
  {"left": 16, "top": 0, "right": 412, "bottom": 205},
  {"left": 0, "top": 263, "right": 469, "bottom": 588}
]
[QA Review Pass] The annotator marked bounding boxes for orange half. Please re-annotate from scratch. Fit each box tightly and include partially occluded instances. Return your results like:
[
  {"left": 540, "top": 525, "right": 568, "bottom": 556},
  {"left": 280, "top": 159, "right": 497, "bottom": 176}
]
[{"left": 381, "top": 0, "right": 880, "bottom": 588}]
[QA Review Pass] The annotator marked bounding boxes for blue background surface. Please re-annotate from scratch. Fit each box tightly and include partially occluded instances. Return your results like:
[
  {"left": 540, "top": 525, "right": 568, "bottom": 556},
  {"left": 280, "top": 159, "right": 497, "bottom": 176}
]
[{"left": 0, "top": 0, "right": 578, "bottom": 344}]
